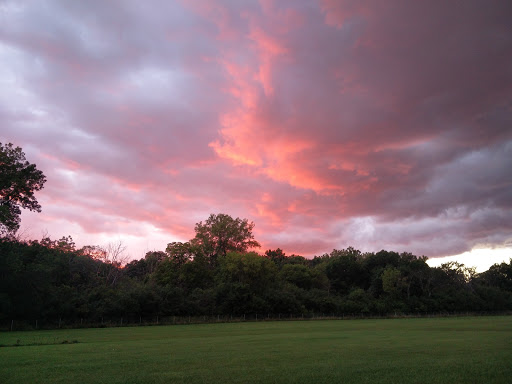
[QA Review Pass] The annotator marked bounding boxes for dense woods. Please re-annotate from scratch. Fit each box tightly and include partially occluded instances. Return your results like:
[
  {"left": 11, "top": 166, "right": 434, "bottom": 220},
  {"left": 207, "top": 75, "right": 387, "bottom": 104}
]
[{"left": 1, "top": 213, "right": 511, "bottom": 328}]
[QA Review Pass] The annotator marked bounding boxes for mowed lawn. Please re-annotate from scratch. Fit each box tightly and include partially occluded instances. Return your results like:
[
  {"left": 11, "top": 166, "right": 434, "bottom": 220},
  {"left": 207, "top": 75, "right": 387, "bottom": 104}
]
[{"left": 1, "top": 317, "right": 511, "bottom": 384}]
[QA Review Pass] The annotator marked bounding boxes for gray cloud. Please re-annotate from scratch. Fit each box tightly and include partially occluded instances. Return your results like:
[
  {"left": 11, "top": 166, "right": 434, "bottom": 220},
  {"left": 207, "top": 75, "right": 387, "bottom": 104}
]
[{"left": 1, "top": 0, "right": 511, "bottom": 261}]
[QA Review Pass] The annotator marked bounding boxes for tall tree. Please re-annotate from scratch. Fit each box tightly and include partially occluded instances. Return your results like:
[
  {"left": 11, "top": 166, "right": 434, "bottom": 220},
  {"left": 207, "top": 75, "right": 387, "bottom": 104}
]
[
  {"left": 191, "top": 213, "right": 260, "bottom": 266},
  {"left": 0, "top": 143, "right": 46, "bottom": 236},
  {"left": 166, "top": 242, "right": 195, "bottom": 267}
]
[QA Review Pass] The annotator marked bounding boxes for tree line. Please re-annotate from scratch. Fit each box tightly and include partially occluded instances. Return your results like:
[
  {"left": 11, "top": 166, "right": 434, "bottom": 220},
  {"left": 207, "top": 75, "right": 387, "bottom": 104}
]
[
  {"left": 1, "top": 142, "right": 512, "bottom": 327},
  {"left": 1, "top": 213, "right": 511, "bottom": 326}
]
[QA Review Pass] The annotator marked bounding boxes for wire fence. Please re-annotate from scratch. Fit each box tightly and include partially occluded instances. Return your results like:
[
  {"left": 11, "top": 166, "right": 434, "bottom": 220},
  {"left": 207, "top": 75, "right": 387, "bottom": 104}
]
[{"left": 2, "top": 311, "right": 511, "bottom": 331}]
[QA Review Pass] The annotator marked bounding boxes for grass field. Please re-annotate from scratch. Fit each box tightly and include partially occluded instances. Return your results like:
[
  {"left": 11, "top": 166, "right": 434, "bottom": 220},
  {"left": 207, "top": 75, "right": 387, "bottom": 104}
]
[{"left": 1, "top": 316, "right": 511, "bottom": 383}]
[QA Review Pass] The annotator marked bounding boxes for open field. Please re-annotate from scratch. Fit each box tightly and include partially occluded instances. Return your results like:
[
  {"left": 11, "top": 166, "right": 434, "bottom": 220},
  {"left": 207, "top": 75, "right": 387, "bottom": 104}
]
[{"left": 1, "top": 317, "right": 511, "bottom": 384}]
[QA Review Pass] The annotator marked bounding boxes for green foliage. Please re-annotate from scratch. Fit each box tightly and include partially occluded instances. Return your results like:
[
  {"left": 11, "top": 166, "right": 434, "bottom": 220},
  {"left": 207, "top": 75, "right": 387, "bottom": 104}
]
[
  {"left": 165, "top": 242, "right": 194, "bottom": 267},
  {"left": 2, "top": 213, "right": 512, "bottom": 323},
  {"left": 264, "top": 248, "right": 287, "bottom": 268},
  {"left": 218, "top": 251, "right": 277, "bottom": 290},
  {"left": 478, "top": 260, "right": 512, "bottom": 291},
  {"left": 192, "top": 213, "right": 261, "bottom": 266},
  {"left": 381, "top": 266, "right": 402, "bottom": 295},
  {"left": 279, "top": 264, "right": 314, "bottom": 289},
  {"left": 325, "top": 248, "right": 367, "bottom": 294},
  {"left": 0, "top": 143, "right": 46, "bottom": 236}
]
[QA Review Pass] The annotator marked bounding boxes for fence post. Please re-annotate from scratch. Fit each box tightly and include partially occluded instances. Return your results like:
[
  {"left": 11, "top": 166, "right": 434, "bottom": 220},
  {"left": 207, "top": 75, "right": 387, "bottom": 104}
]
[
  {"left": 11, "top": 320, "right": 13, "bottom": 331},
  {"left": 59, "top": 317, "right": 62, "bottom": 328}
]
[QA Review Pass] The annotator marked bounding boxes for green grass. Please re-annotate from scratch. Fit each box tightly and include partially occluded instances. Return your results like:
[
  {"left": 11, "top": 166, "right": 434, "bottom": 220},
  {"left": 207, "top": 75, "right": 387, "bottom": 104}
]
[{"left": 1, "top": 317, "right": 511, "bottom": 383}]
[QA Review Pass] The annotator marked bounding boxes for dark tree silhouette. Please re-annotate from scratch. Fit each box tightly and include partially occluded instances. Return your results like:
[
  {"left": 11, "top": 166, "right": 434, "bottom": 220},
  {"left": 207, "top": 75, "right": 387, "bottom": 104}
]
[{"left": 0, "top": 143, "right": 46, "bottom": 236}]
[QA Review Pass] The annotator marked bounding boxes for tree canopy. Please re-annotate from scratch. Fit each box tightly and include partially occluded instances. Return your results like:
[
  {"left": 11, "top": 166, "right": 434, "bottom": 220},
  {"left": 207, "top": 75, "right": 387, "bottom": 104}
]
[
  {"left": 191, "top": 213, "right": 261, "bottom": 266},
  {"left": 1, "top": 212, "right": 512, "bottom": 327},
  {"left": 0, "top": 143, "right": 46, "bottom": 236}
]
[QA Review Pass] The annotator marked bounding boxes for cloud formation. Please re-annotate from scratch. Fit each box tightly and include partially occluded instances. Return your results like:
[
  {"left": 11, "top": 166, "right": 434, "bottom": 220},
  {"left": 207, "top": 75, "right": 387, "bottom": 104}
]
[{"left": 1, "top": 0, "right": 511, "bottom": 261}]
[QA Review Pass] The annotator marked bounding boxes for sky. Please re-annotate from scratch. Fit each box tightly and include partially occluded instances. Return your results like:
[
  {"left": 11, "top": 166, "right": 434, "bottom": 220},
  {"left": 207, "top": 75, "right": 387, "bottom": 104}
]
[{"left": 1, "top": 0, "right": 511, "bottom": 271}]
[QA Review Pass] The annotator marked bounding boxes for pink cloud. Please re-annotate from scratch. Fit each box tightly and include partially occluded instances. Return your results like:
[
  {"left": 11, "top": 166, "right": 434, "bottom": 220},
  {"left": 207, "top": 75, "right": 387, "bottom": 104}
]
[
  {"left": 320, "top": 0, "right": 369, "bottom": 29},
  {"left": 2, "top": 0, "right": 511, "bottom": 262}
]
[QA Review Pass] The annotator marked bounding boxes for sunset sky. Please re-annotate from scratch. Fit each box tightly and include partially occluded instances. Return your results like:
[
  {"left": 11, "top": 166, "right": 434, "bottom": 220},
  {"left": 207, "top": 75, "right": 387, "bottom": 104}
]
[{"left": 1, "top": 0, "right": 511, "bottom": 271}]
